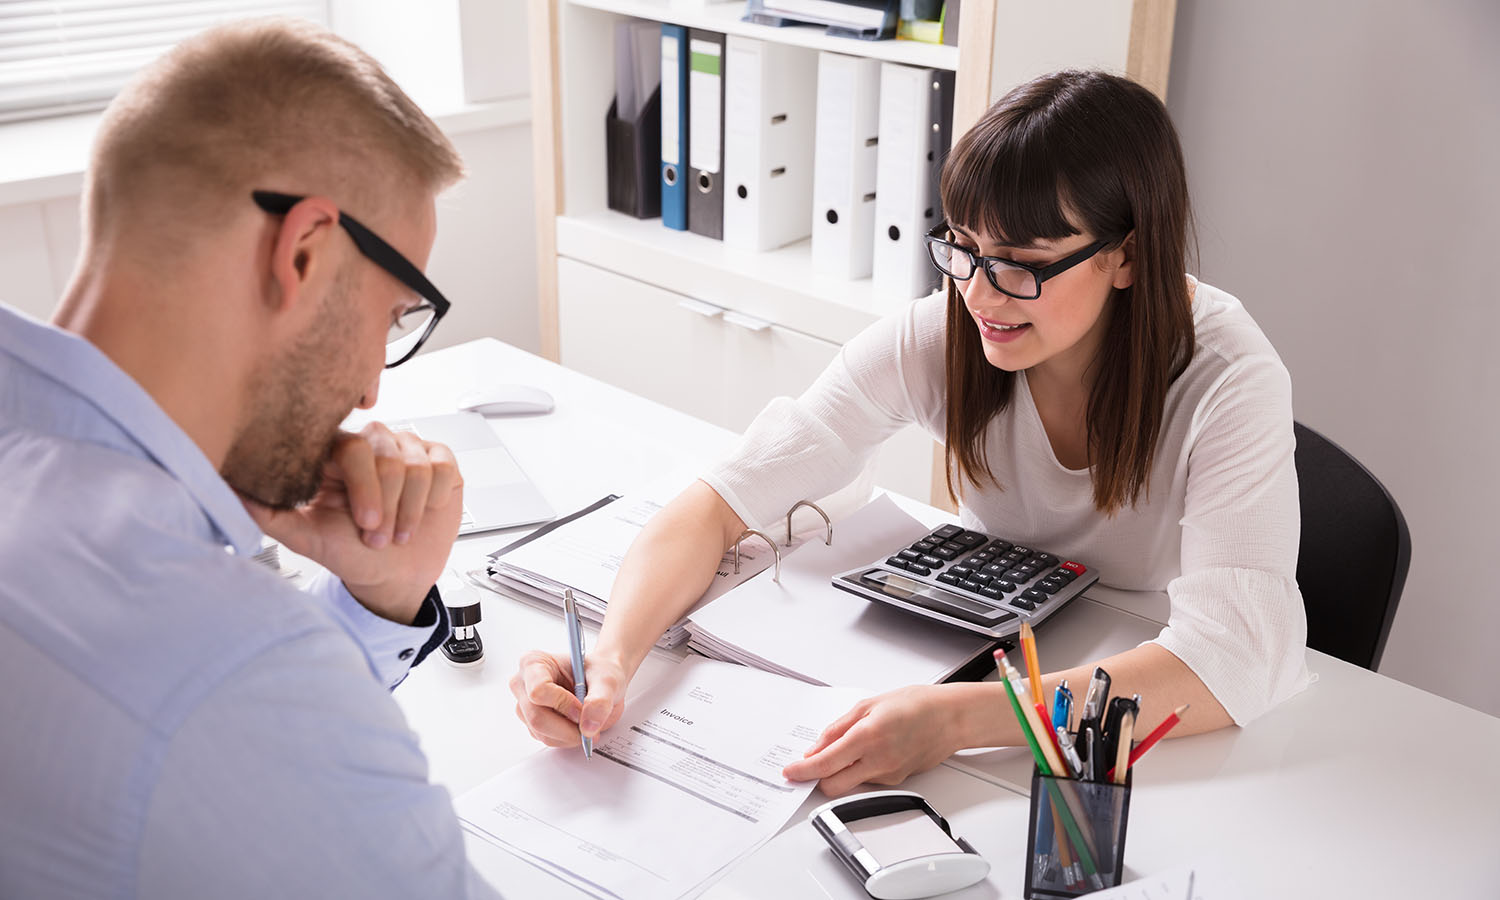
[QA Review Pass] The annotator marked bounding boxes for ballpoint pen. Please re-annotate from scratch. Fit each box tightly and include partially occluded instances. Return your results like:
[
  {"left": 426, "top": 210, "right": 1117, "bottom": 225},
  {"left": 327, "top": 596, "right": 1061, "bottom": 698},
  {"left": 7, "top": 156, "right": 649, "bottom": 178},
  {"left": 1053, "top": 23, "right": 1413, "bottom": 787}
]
[
  {"left": 1052, "top": 680, "right": 1072, "bottom": 733},
  {"left": 1078, "top": 666, "right": 1110, "bottom": 772},
  {"left": 563, "top": 588, "right": 592, "bottom": 759},
  {"left": 1055, "top": 726, "right": 1085, "bottom": 778},
  {"left": 1101, "top": 694, "right": 1139, "bottom": 769},
  {"left": 1080, "top": 666, "right": 1111, "bottom": 726}
]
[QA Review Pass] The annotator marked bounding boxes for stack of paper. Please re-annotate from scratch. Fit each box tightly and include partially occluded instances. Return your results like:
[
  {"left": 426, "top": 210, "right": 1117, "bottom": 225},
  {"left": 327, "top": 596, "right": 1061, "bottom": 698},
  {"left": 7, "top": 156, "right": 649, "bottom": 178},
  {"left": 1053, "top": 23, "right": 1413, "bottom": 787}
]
[
  {"left": 457, "top": 657, "right": 864, "bottom": 900},
  {"left": 484, "top": 474, "right": 779, "bottom": 648},
  {"left": 686, "top": 494, "right": 994, "bottom": 693}
]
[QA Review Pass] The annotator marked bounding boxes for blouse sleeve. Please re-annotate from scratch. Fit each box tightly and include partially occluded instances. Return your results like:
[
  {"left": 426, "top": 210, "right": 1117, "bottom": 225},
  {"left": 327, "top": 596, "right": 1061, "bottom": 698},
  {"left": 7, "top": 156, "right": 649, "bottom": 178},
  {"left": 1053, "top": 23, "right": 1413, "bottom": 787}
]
[
  {"left": 1149, "top": 352, "right": 1311, "bottom": 725},
  {"left": 701, "top": 294, "right": 947, "bottom": 531}
]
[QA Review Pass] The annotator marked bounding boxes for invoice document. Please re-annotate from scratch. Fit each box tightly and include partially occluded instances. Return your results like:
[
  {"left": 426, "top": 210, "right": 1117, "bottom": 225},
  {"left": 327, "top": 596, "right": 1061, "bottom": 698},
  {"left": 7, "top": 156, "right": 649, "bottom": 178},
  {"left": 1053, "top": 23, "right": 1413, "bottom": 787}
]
[{"left": 456, "top": 657, "right": 863, "bottom": 900}]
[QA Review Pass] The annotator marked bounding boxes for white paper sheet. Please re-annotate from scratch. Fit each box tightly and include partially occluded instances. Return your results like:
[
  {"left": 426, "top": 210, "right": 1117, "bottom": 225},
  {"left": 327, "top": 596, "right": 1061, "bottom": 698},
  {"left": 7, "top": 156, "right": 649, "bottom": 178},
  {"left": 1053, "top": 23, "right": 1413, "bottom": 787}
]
[
  {"left": 1084, "top": 866, "right": 1206, "bottom": 899},
  {"left": 685, "top": 494, "right": 993, "bottom": 692},
  {"left": 456, "top": 657, "right": 863, "bottom": 900}
]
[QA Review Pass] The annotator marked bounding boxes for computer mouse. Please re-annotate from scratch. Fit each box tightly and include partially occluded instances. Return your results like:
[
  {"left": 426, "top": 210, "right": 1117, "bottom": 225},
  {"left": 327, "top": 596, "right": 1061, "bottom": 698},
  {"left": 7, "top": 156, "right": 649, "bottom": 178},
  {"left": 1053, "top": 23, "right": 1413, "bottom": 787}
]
[{"left": 456, "top": 384, "right": 555, "bottom": 416}]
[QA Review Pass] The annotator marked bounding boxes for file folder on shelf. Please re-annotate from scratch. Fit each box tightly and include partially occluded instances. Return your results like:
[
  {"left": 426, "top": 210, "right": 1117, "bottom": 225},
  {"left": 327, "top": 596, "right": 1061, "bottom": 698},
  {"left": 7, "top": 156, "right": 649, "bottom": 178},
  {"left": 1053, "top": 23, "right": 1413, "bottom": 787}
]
[
  {"left": 660, "top": 24, "right": 689, "bottom": 231},
  {"left": 722, "top": 37, "right": 818, "bottom": 252},
  {"left": 872, "top": 61, "right": 953, "bottom": 302},
  {"left": 687, "top": 29, "right": 726, "bottom": 240},
  {"left": 810, "top": 51, "right": 882, "bottom": 279},
  {"left": 605, "top": 87, "right": 662, "bottom": 219},
  {"left": 743, "top": 0, "right": 900, "bottom": 41}
]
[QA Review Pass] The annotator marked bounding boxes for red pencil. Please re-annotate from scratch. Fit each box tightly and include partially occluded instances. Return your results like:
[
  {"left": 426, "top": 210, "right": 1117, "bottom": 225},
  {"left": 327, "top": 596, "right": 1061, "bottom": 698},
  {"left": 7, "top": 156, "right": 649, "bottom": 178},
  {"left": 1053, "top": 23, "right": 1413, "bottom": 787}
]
[{"left": 1107, "top": 703, "right": 1188, "bottom": 780}]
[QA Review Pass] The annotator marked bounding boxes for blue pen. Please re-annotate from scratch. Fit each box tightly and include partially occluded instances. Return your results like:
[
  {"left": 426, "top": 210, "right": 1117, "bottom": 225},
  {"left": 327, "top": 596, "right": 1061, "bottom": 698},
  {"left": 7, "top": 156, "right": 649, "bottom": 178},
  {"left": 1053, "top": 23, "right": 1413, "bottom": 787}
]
[
  {"left": 1052, "top": 679, "right": 1073, "bottom": 733},
  {"left": 563, "top": 589, "right": 592, "bottom": 759}
]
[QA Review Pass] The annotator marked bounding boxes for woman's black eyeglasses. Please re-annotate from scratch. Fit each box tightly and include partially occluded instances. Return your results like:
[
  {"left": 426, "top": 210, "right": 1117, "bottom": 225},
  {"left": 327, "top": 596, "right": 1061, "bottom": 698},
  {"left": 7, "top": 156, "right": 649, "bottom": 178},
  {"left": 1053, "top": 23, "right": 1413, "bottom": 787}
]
[
  {"left": 252, "top": 190, "right": 450, "bottom": 368},
  {"left": 924, "top": 220, "right": 1110, "bottom": 300}
]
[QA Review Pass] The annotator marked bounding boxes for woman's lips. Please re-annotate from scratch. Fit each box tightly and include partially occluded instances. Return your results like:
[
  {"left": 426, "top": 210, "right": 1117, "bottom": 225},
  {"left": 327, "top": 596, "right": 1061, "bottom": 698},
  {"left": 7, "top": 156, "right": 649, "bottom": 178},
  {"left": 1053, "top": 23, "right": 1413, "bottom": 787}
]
[{"left": 977, "top": 316, "right": 1032, "bottom": 343}]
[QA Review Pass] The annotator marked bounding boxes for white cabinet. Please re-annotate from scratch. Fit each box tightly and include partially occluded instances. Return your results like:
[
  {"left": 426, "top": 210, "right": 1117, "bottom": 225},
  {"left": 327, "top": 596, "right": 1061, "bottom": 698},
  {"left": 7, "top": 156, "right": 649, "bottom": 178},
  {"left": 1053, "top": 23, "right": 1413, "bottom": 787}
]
[{"left": 559, "top": 257, "right": 937, "bottom": 502}]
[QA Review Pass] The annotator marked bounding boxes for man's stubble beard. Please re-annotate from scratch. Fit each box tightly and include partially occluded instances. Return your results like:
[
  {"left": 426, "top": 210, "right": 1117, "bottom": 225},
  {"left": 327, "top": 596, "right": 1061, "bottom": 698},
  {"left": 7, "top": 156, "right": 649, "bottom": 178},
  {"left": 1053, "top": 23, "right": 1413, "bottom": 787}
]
[{"left": 221, "top": 275, "right": 365, "bottom": 510}]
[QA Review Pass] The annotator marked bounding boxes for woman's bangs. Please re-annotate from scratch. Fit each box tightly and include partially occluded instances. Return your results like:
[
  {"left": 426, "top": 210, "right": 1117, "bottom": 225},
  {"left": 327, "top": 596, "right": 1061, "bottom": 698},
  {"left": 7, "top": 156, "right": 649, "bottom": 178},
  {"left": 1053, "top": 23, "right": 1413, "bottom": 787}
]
[{"left": 940, "top": 113, "right": 1078, "bottom": 246}]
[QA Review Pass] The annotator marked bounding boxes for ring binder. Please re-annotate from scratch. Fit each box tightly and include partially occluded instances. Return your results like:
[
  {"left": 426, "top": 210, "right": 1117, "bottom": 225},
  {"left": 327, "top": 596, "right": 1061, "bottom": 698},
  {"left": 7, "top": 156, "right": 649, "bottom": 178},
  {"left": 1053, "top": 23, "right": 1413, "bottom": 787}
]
[
  {"left": 732, "top": 529, "right": 782, "bottom": 583},
  {"left": 785, "top": 499, "right": 833, "bottom": 546}
]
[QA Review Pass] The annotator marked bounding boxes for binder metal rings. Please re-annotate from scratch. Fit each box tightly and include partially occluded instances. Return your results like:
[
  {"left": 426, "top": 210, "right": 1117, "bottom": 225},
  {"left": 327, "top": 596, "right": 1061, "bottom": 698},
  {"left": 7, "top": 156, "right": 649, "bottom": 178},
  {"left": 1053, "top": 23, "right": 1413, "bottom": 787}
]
[
  {"left": 732, "top": 529, "right": 781, "bottom": 584},
  {"left": 664, "top": 164, "right": 678, "bottom": 186},
  {"left": 697, "top": 171, "right": 714, "bottom": 194},
  {"left": 785, "top": 499, "right": 832, "bottom": 547}
]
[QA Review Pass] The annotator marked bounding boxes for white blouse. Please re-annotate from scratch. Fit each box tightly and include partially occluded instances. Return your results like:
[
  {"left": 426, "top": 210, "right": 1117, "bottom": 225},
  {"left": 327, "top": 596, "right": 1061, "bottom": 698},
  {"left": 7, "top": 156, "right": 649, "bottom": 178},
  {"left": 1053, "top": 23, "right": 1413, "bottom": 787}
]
[{"left": 702, "top": 278, "right": 1310, "bottom": 725}]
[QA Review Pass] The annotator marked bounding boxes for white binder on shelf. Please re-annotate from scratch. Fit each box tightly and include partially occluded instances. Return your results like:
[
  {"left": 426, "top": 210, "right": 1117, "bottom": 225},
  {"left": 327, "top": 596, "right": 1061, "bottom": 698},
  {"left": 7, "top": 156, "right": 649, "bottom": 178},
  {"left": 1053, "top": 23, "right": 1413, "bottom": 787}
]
[
  {"left": 722, "top": 37, "right": 819, "bottom": 252},
  {"left": 810, "top": 51, "right": 882, "bottom": 280},
  {"left": 872, "top": 62, "right": 953, "bottom": 304}
]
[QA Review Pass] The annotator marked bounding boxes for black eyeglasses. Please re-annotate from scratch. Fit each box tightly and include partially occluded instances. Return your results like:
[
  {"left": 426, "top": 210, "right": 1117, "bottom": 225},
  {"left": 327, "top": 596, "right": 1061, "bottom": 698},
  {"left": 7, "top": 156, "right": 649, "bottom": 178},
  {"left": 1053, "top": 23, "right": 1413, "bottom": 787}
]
[
  {"left": 252, "top": 190, "right": 450, "bottom": 368},
  {"left": 925, "top": 220, "right": 1110, "bottom": 300}
]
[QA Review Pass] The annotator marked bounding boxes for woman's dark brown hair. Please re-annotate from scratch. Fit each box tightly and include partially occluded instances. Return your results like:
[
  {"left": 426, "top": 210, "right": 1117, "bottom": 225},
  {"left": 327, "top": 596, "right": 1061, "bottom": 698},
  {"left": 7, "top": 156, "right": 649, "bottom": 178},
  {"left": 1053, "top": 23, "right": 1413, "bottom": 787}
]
[{"left": 939, "top": 69, "right": 1195, "bottom": 514}]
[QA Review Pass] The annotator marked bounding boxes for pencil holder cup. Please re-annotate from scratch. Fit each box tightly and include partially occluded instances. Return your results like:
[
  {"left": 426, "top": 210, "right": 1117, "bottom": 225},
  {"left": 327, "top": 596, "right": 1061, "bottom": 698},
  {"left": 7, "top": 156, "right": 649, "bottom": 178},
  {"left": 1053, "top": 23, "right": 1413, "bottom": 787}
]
[{"left": 1023, "top": 767, "right": 1132, "bottom": 898}]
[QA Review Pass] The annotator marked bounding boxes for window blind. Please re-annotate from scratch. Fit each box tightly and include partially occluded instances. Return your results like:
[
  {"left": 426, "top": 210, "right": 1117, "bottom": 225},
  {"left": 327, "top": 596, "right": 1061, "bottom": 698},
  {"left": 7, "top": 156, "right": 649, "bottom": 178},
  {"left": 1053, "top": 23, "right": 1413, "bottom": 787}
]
[{"left": 0, "top": 0, "right": 327, "bottom": 125}]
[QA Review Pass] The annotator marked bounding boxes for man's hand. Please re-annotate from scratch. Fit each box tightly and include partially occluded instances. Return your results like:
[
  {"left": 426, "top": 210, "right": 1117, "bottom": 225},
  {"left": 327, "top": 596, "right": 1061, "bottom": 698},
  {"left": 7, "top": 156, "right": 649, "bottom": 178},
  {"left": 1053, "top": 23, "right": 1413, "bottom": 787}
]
[{"left": 245, "top": 422, "right": 463, "bottom": 623}]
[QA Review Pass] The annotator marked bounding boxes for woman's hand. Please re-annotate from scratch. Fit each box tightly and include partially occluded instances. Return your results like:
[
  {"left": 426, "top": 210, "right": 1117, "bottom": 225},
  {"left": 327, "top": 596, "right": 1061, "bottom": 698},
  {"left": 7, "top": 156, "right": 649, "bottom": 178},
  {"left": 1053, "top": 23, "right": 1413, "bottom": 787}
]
[
  {"left": 782, "top": 684, "right": 967, "bottom": 797},
  {"left": 509, "top": 650, "right": 628, "bottom": 749}
]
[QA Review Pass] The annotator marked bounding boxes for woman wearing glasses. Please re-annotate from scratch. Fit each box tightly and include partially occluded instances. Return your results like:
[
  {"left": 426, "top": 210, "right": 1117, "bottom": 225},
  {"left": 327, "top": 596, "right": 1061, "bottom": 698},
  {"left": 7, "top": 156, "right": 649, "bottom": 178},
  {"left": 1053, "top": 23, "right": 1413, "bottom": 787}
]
[{"left": 512, "top": 69, "right": 1309, "bottom": 795}]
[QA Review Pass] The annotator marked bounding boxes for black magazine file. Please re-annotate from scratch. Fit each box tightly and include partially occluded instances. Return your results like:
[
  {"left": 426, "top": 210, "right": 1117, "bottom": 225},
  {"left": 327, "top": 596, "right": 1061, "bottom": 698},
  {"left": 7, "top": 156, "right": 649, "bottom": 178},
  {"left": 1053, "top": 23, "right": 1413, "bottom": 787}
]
[{"left": 605, "top": 85, "right": 662, "bottom": 219}]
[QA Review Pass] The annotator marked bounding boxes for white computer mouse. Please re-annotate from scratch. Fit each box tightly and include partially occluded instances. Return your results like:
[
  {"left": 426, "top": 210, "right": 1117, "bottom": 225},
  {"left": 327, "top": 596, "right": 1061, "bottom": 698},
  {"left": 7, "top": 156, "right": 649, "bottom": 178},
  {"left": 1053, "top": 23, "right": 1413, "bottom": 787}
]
[{"left": 456, "top": 384, "right": 555, "bottom": 416}]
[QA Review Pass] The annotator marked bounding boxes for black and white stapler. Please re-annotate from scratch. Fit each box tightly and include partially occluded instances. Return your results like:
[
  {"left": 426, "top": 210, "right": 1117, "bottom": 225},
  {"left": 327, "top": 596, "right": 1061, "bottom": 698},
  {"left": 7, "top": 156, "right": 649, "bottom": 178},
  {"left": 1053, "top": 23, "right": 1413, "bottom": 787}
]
[{"left": 438, "top": 570, "right": 484, "bottom": 668}]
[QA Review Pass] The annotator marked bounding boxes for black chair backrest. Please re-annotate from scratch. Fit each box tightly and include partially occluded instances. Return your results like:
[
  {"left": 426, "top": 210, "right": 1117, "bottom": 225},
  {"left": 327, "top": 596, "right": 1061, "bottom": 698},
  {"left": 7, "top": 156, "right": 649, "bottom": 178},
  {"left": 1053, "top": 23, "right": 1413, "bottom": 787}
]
[{"left": 1293, "top": 422, "right": 1411, "bottom": 670}]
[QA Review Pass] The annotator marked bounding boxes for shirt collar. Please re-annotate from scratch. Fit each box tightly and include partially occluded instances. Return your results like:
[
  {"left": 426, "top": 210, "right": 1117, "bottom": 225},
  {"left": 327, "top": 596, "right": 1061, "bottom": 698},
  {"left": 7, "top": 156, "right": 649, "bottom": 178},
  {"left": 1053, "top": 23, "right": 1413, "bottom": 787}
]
[{"left": 0, "top": 304, "right": 263, "bottom": 557}]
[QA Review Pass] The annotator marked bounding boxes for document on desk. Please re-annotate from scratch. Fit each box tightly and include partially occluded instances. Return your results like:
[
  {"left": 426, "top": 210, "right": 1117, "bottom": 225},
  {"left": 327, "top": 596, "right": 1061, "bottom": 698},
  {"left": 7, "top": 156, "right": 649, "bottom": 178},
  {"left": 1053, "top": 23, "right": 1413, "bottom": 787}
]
[{"left": 456, "top": 657, "right": 863, "bottom": 900}]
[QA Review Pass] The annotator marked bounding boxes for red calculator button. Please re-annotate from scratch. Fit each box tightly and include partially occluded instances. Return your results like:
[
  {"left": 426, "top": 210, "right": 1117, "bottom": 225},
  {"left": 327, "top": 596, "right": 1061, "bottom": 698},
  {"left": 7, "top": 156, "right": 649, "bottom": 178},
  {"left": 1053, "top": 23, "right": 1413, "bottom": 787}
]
[{"left": 1061, "top": 561, "right": 1087, "bottom": 575}]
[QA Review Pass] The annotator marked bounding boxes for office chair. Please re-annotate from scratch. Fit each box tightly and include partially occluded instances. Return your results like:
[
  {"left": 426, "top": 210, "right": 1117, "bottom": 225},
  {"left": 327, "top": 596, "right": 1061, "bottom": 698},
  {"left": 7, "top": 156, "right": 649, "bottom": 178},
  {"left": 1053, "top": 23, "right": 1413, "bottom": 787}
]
[{"left": 1293, "top": 422, "right": 1411, "bottom": 670}]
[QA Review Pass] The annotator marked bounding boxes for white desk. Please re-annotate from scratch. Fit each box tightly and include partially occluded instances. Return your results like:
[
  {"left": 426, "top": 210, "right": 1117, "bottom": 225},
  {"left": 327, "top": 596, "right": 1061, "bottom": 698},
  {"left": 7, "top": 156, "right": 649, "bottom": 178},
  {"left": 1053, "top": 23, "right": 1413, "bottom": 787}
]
[{"left": 370, "top": 339, "right": 1500, "bottom": 899}]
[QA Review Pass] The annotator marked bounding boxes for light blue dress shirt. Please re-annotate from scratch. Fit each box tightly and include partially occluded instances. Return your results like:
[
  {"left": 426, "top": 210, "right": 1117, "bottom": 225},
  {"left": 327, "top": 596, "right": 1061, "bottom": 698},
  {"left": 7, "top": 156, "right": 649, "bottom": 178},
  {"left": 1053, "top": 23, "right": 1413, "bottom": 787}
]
[{"left": 0, "top": 305, "right": 500, "bottom": 898}]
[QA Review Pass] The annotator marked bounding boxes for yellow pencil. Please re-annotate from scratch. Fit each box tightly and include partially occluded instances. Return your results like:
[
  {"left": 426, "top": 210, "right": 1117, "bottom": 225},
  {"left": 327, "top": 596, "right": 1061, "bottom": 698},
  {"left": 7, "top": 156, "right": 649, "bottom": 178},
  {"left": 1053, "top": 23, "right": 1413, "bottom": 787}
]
[
  {"left": 1112, "top": 708, "right": 1136, "bottom": 786},
  {"left": 1020, "top": 621, "right": 1044, "bottom": 697}
]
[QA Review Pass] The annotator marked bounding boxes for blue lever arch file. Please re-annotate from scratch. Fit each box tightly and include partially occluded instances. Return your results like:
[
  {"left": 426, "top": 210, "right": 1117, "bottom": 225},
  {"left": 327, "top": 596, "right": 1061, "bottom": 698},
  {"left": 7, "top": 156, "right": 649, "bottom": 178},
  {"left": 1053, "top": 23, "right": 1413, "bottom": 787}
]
[{"left": 660, "top": 24, "right": 689, "bottom": 231}]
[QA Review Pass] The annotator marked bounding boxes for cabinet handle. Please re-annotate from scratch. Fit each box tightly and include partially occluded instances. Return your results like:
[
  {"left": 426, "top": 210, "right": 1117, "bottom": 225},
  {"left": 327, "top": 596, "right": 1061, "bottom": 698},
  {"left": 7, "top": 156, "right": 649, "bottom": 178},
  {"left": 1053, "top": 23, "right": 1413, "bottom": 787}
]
[
  {"left": 722, "top": 310, "right": 771, "bottom": 332},
  {"left": 676, "top": 298, "right": 724, "bottom": 318}
]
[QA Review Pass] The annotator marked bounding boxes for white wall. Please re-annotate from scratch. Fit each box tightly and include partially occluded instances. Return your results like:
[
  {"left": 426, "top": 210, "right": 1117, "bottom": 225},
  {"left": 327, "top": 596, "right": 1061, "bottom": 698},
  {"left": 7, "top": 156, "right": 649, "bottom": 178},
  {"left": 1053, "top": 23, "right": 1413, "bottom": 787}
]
[
  {"left": 0, "top": 1, "right": 538, "bottom": 355},
  {"left": 1167, "top": 0, "right": 1500, "bottom": 715}
]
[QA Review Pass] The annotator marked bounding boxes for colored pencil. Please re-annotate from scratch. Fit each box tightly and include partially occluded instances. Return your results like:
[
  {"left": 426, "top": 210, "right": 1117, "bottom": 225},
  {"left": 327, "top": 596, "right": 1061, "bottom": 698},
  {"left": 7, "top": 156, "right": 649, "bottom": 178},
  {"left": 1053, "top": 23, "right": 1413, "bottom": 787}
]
[
  {"left": 1107, "top": 703, "right": 1188, "bottom": 780},
  {"left": 1020, "top": 622, "right": 1044, "bottom": 696},
  {"left": 999, "top": 651, "right": 1066, "bottom": 776},
  {"left": 995, "top": 651, "right": 1053, "bottom": 776},
  {"left": 1112, "top": 708, "right": 1135, "bottom": 785}
]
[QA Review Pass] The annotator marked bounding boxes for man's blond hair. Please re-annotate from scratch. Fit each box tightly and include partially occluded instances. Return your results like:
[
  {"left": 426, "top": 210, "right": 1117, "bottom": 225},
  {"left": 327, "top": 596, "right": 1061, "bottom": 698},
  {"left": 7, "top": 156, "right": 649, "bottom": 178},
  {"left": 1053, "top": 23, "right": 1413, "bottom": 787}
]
[{"left": 85, "top": 17, "right": 464, "bottom": 247}]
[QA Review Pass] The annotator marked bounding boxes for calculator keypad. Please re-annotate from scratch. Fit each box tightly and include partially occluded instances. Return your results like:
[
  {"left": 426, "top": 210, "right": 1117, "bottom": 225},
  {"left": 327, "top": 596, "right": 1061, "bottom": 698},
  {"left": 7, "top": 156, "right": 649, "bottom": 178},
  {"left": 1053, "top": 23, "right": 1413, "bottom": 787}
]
[{"left": 891, "top": 528, "right": 1087, "bottom": 618}]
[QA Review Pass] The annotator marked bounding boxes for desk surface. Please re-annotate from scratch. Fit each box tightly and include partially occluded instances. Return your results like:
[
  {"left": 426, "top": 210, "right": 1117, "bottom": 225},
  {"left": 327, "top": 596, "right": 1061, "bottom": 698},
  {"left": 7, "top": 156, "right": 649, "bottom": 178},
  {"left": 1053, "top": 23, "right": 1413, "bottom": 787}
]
[{"left": 370, "top": 339, "right": 1499, "bottom": 899}]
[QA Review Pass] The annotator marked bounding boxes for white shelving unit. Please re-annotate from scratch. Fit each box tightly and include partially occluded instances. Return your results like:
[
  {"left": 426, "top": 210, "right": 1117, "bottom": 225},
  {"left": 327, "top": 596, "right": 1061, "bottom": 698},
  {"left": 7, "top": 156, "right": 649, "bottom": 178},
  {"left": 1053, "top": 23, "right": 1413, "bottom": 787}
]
[{"left": 527, "top": 0, "right": 1175, "bottom": 505}]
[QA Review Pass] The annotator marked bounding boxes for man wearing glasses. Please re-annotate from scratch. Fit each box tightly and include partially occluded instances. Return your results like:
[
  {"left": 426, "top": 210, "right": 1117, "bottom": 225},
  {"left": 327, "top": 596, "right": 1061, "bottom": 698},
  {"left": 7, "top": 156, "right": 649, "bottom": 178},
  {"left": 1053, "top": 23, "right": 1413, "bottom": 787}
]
[{"left": 0, "top": 19, "right": 500, "bottom": 899}]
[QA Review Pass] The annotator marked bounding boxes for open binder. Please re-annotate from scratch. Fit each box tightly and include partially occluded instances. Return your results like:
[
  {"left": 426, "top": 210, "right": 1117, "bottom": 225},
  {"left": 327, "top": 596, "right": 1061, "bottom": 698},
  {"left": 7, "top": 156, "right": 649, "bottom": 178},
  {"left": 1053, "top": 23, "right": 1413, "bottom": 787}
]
[{"left": 478, "top": 484, "right": 992, "bottom": 692}]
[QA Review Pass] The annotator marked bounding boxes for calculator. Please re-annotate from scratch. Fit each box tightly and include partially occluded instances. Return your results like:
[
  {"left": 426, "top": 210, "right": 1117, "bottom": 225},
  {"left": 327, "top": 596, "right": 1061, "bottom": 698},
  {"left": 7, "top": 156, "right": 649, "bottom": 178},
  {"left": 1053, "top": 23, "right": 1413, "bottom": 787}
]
[{"left": 831, "top": 524, "right": 1098, "bottom": 639}]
